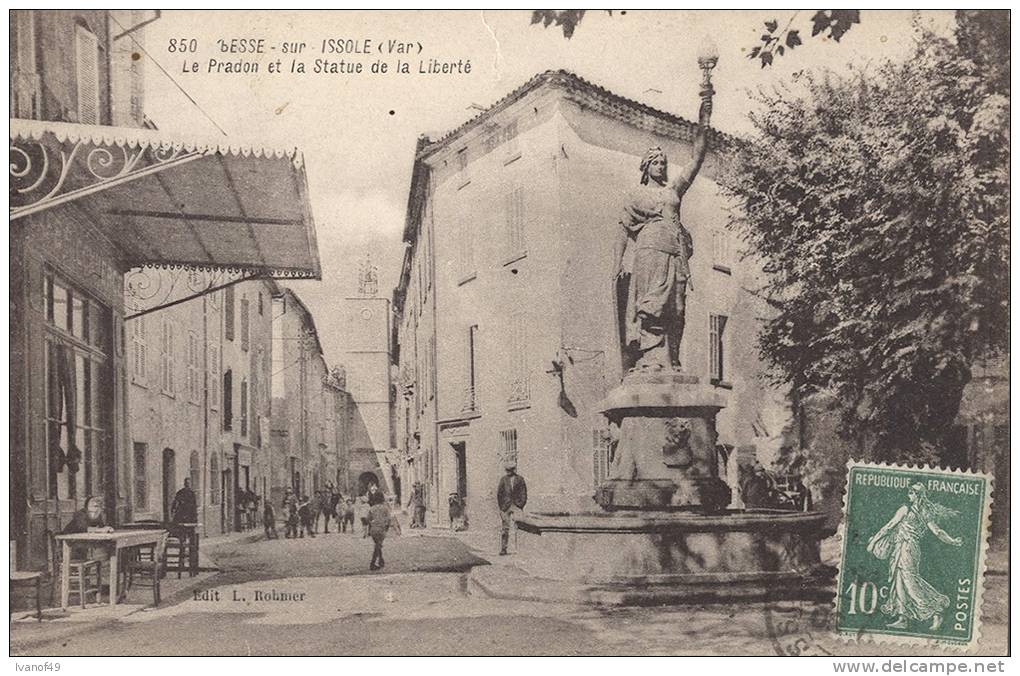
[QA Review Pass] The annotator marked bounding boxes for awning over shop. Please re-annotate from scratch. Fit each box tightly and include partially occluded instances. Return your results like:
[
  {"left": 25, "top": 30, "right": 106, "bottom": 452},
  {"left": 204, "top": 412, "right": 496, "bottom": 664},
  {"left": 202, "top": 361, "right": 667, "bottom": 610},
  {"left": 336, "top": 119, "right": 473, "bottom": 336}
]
[{"left": 10, "top": 119, "right": 320, "bottom": 279}]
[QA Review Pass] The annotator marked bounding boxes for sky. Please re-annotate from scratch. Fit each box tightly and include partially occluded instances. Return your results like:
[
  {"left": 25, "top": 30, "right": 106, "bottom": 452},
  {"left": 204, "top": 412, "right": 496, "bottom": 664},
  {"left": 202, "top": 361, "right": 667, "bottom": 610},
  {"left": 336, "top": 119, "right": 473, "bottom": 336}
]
[{"left": 140, "top": 10, "right": 955, "bottom": 364}]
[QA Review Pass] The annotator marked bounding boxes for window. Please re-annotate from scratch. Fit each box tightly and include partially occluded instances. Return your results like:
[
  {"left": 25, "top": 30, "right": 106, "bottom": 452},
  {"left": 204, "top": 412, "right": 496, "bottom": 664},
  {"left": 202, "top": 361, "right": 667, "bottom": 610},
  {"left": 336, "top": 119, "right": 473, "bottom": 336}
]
[
  {"left": 499, "top": 428, "right": 518, "bottom": 467},
  {"left": 209, "top": 454, "right": 220, "bottom": 504},
  {"left": 12, "top": 11, "right": 39, "bottom": 118},
  {"left": 503, "top": 119, "right": 520, "bottom": 161},
  {"left": 709, "top": 314, "right": 729, "bottom": 384},
  {"left": 130, "top": 312, "right": 147, "bottom": 385},
  {"left": 189, "top": 451, "right": 201, "bottom": 501},
  {"left": 504, "top": 186, "right": 525, "bottom": 260},
  {"left": 224, "top": 286, "right": 235, "bottom": 341},
  {"left": 457, "top": 147, "right": 468, "bottom": 172},
  {"left": 240, "top": 379, "right": 249, "bottom": 436},
  {"left": 74, "top": 24, "right": 100, "bottom": 124},
  {"left": 258, "top": 292, "right": 264, "bottom": 316},
  {"left": 508, "top": 313, "right": 529, "bottom": 406},
  {"left": 187, "top": 332, "right": 200, "bottom": 402},
  {"left": 712, "top": 229, "right": 732, "bottom": 273},
  {"left": 223, "top": 369, "right": 233, "bottom": 430},
  {"left": 240, "top": 297, "right": 250, "bottom": 351},
  {"left": 133, "top": 442, "right": 148, "bottom": 509},
  {"left": 43, "top": 272, "right": 110, "bottom": 501},
  {"left": 160, "top": 318, "right": 175, "bottom": 394},
  {"left": 462, "top": 325, "right": 478, "bottom": 413},
  {"left": 209, "top": 347, "right": 219, "bottom": 409},
  {"left": 592, "top": 423, "right": 611, "bottom": 488}
]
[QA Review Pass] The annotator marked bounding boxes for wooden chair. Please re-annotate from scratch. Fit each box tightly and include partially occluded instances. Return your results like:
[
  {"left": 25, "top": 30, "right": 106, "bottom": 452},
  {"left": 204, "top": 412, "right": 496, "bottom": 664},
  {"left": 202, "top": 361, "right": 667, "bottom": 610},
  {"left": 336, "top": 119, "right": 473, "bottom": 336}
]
[
  {"left": 47, "top": 531, "right": 103, "bottom": 609},
  {"left": 164, "top": 528, "right": 192, "bottom": 579},
  {"left": 125, "top": 532, "right": 167, "bottom": 607},
  {"left": 9, "top": 541, "right": 43, "bottom": 621}
]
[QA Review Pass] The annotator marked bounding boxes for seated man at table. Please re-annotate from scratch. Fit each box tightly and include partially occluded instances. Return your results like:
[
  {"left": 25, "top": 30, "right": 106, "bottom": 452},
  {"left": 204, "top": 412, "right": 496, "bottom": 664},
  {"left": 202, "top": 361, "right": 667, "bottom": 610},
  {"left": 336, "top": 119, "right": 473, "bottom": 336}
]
[
  {"left": 171, "top": 479, "right": 198, "bottom": 524},
  {"left": 61, "top": 495, "right": 113, "bottom": 561}
]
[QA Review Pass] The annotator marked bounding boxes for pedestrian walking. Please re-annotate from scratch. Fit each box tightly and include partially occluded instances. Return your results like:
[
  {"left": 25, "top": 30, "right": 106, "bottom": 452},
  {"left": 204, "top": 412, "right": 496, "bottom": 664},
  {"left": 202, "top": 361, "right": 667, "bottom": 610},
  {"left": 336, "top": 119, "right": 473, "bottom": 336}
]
[
  {"left": 496, "top": 460, "right": 528, "bottom": 555},
  {"left": 355, "top": 495, "right": 370, "bottom": 538},
  {"left": 298, "top": 494, "right": 315, "bottom": 538},
  {"left": 282, "top": 488, "right": 299, "bottom": 539},
  {"left": 367, "top": 491, "right": 391, "bottom": 570},
  {"left": 263, "top": 500, "right": 278, "bottom": 539},
  {"left": 407, "top": 482, "right": 424, "bottom": 529},
  {"left": 341, "top": 498, "right": 355, "bottom": 533}
]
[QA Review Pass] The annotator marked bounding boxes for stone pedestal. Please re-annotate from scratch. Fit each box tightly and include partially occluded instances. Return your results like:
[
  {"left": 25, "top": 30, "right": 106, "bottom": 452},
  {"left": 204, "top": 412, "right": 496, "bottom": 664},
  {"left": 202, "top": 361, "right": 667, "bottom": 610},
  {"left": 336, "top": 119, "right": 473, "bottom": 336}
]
[{"left": 595, "top": 369, "right": 730, "bottom": 512}]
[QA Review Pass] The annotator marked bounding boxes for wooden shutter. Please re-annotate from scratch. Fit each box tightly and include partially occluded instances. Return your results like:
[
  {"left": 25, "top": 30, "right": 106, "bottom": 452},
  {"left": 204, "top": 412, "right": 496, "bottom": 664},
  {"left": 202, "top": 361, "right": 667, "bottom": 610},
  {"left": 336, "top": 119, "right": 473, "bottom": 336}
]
[{"left": 75, "top": 25, "right": 100, "bottom": 124}]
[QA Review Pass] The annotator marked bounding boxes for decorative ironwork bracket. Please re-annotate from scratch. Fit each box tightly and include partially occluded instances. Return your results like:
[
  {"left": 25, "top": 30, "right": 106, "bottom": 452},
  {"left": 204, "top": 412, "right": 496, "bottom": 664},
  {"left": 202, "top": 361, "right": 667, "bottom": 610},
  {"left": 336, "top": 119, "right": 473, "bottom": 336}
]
[{"left": 10, "top": 135, "right": 202, "bottom": 221}]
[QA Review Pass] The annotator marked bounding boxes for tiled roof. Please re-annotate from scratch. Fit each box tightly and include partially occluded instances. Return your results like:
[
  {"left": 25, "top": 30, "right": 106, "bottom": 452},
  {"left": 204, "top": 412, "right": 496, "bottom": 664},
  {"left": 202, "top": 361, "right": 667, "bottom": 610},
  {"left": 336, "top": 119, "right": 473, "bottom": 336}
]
[{"left": 415, "top": 69, "right": 738, "bottom": 161}]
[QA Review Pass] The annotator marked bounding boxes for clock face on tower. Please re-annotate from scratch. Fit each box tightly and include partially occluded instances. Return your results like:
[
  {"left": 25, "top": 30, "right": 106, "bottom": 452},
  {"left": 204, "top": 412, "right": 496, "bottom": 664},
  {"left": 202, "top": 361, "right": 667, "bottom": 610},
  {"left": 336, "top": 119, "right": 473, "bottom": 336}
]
[{"left": 360, "top": 307, "right": 373, "bottom": 321}]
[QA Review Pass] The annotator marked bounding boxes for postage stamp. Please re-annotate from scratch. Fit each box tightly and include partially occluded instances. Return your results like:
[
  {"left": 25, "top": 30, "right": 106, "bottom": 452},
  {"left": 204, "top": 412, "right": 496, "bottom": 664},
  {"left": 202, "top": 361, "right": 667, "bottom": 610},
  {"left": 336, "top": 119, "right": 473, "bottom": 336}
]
[{"left": 835, "top": 461, "right": 993, "bottom": 650}]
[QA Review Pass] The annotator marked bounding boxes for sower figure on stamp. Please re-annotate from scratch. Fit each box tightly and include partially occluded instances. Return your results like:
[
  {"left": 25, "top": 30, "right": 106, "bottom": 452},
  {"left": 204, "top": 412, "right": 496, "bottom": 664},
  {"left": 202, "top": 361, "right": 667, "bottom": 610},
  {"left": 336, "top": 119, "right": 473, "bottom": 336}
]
[
  {"left": 613, "top": 62, "right": 714, "bottom": 372},
  {"left": 497, "top": 460, "right": 527, "bottom": 556},
  {"left": 867, "top": 483, "right": 962, "bottom": 631}
]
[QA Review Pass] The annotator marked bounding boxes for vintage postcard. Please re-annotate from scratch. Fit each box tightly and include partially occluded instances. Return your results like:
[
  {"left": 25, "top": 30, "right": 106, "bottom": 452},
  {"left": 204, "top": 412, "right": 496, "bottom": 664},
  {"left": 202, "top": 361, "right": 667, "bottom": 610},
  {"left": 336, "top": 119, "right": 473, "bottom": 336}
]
[{"left": 8, "top": 9, "right": 1009, "bottom": 662}]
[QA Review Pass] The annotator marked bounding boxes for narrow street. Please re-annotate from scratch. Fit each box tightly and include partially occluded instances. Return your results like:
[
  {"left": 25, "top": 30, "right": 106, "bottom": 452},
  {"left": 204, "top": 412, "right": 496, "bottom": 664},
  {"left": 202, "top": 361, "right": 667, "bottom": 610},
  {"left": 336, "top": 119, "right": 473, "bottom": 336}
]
[{"left": 11, "top": 524, "right": 1010, "bottom": 656}]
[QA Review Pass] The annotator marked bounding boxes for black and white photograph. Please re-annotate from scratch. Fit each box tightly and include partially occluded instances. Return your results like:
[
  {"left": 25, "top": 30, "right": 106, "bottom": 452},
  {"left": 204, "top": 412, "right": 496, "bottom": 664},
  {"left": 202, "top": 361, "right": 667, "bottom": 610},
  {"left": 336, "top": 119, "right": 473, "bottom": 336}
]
[{"left": 8, "top": 9, "right": 1010, "bottom": 664}]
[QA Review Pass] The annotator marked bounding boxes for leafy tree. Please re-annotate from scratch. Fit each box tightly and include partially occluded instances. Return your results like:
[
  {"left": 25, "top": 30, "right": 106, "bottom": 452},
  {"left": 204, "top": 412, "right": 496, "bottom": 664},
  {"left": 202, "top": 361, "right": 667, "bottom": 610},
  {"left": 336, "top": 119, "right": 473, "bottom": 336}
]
[
  {"left": 749, "top": 10, "right": 860, "bottom": 68},
  {"left": 721, "top": 21, "right": 1009, "bottom": 467}
]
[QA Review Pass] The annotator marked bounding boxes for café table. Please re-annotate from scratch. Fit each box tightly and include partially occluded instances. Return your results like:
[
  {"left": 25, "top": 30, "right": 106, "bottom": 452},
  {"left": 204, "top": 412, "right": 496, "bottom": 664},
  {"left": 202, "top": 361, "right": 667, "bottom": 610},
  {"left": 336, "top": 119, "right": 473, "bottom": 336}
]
[{"left": 53, "top": 529, "right": 166, "bottom": 610}]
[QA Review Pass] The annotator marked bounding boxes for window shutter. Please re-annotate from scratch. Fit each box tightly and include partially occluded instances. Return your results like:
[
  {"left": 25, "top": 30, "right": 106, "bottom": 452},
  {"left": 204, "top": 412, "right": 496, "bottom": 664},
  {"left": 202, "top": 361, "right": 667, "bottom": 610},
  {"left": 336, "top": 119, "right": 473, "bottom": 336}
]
[{"left": 75, "top": 25, "right": 100, "bottom": 124}]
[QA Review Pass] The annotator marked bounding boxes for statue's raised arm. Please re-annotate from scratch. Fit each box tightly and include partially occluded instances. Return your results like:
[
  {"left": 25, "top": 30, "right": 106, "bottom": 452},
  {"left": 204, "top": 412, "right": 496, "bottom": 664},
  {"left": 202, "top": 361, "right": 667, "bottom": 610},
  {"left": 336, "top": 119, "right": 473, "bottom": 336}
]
[
  {"left": 672, "top": 46, "right": 716, "bottom": 198},
  {"left": 672, "top": 87, "right": 714, "bottom": 198}
]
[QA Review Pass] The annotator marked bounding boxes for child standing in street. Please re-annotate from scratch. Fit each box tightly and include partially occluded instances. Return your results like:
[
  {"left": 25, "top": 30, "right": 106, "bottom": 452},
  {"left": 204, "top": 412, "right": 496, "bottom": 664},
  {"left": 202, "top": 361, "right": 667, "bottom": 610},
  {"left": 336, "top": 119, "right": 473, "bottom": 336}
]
[{"left": 367, "top": 491, "right": 391, "bottom": 570}]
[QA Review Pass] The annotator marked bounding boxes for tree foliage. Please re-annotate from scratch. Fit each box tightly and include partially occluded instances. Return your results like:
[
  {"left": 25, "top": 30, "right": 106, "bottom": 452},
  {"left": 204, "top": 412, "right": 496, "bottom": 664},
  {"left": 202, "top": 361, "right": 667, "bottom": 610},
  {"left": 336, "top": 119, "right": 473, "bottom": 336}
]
[
  {"left": 749, "top": 10, "right": 860, "bottom": 68},
  {"left": 722, "top": 22, "right": 1009, "bottom": 465}
]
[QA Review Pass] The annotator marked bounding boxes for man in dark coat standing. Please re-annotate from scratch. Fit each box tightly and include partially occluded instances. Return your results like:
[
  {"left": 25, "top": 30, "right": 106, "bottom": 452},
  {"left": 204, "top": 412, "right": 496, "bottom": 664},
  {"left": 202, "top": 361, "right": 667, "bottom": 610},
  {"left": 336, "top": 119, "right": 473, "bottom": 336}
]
[
  {"left": 496, "top": 460, "right": 527, "bottom": 555},
  {"left": 171, "top": 478, "right": 198, "bottom": 524}
]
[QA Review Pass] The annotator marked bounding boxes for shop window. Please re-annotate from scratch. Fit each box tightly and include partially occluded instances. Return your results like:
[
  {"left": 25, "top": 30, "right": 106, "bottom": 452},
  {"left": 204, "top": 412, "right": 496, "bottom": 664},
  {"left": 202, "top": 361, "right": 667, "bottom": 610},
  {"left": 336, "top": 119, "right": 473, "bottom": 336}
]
[
  {"left": 43, "top": 272, "right": 110, "bottom": 502},
  {"left": 133, "top": 442, "right": 147, "bottom": 509}
]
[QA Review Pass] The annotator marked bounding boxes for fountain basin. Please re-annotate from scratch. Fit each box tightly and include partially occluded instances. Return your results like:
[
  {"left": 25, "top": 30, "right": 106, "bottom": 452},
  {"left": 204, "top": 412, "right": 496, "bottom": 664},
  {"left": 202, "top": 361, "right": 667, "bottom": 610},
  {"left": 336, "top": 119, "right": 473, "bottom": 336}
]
[{"left": 516, "top": 509, "right": 831, "bottom": 587}]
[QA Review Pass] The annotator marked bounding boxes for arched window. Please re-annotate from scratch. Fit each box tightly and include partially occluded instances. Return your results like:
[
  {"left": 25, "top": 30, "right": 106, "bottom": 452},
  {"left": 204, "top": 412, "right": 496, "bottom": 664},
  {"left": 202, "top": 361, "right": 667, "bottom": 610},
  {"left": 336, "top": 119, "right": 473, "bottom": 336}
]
[
  {"left": 189, "top": 451, "right": 201, "bottom": 502},
  {"left": 209, "top": 454, "right": 220, "bottom": 504}
]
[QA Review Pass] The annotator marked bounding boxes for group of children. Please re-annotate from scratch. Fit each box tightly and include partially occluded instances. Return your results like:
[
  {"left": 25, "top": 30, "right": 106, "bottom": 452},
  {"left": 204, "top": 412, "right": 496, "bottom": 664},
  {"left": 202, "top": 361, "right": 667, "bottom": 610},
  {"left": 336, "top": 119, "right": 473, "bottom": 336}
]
[
  {"left": 260, "top": 482, "right": 401, "bottom": 570},
  {"left": 262, "top": 486, "right": 356, "bottom": 539}
]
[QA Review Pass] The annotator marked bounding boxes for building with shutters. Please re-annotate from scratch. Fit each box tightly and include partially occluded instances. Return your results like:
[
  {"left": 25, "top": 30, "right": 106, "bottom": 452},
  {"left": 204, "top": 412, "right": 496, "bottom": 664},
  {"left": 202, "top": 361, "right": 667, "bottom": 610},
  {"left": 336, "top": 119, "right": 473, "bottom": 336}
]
[
  {"left": 10, "top": 10, "right": 320, "bottom": 569},
  {"left": 270, "top": 289, "right": 355, "bottom": 506},
  {"left": 392, "top": 71, "right": 791, "bottom": 531}
]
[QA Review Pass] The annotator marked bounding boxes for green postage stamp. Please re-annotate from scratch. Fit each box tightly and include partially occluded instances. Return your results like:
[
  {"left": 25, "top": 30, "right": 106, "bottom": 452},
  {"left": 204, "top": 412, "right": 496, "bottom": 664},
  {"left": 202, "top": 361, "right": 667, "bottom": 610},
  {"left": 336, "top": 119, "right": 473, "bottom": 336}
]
[{"left": 836, "top": 461, "right": 993, "bottom": 650}]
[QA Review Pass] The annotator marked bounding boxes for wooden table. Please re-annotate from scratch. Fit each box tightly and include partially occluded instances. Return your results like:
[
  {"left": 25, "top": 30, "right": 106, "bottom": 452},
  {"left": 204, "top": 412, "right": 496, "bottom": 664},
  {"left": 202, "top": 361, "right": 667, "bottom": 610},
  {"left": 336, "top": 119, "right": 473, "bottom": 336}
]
[{"left": 54, "top": 530, "right": 166, "bottom": 610}]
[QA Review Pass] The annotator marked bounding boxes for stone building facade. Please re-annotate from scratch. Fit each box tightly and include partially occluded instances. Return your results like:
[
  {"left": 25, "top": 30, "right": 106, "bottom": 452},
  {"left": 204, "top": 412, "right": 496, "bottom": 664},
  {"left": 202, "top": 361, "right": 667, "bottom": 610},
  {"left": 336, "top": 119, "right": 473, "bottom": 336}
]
[
  {"left": 10, "top": 10, "right": 321, "bottom": 568},
  {"left": 393, "top": 71, "right": 792, "bottom": 530},
  {"left": 125, "top": 274, "right": 278, "bottom": 536},
  {"left": 270, "top": 289, "right": 353, "bottom": 506}
]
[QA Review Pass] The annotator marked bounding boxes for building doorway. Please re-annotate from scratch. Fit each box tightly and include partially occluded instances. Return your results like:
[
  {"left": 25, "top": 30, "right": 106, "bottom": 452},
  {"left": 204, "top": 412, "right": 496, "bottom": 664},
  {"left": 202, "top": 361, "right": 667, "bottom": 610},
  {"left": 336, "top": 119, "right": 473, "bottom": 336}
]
[
  {"left": 358, "top": 471, "right": 379, "bottom": 496},
  {"left": 162, "top": 448, "right": 176, "bottom": 522},
  {"left": 452, "top": 442, "right": 467, "bottom": 499}
]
